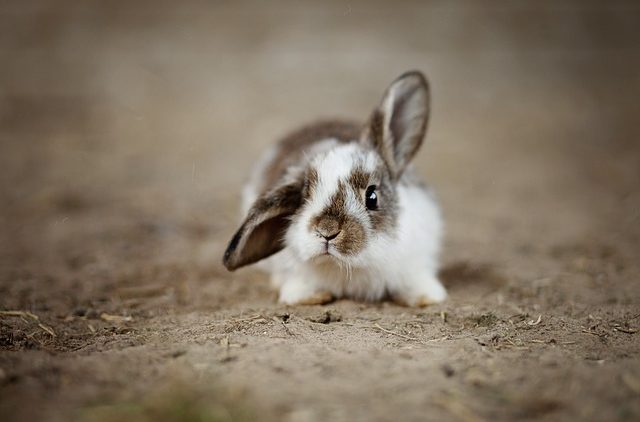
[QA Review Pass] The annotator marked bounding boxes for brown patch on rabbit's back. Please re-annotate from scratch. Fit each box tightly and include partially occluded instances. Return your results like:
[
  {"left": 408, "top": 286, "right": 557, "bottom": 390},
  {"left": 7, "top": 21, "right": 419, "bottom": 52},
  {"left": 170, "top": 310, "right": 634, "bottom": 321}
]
[
  {"left": 280, "top": 120, "right": 361, "bottom": 151},
  {"left": 258, "top": 120, "right": 361, "bottom": 195}
]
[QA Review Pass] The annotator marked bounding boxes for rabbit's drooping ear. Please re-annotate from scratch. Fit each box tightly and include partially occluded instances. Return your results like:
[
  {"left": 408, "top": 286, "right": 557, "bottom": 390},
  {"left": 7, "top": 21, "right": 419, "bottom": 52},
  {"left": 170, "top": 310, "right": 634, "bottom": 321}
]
[
  {"left": 223, "top": 182, "right": 302, "bottom": 271},
  {"left": 362, "top": 71, "right": 430, "bottom": 179}
]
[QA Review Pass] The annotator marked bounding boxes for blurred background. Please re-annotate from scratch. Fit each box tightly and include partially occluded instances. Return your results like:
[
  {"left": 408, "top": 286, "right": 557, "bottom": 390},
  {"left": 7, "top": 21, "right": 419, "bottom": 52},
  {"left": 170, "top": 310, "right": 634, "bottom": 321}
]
[
  {"left": 1, "top": 1, "right": 639, "bottom": 421},
  {"left": 2, "top": 0, "right": 639, "bottom": 268},
  {"left": 2, "top": 0, "right": 640, "bottom": 261}
]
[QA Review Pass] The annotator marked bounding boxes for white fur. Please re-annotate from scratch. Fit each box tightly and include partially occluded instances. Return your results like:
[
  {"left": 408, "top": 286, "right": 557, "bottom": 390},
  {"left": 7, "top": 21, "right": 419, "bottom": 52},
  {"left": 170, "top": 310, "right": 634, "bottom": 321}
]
[{"left": 243, "top": 141, "right": 446, "bottom": 306}]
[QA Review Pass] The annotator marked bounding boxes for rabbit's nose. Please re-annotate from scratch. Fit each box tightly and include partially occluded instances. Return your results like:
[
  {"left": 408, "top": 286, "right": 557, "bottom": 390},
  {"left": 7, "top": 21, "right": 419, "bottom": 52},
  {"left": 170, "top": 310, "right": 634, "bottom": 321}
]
[
  {"left": 320, "top": 230, "right": 341, "bottom": 241},
  {"left": 316, "top": 219, "right": 341, "bottom": 240}
]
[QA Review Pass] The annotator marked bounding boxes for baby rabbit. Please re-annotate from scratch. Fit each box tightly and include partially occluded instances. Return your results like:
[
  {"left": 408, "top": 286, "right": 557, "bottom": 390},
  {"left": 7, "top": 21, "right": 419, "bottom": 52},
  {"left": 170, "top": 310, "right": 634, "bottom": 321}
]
[{"left": 223, "top": 71, "right": 447, "bottom": 306}]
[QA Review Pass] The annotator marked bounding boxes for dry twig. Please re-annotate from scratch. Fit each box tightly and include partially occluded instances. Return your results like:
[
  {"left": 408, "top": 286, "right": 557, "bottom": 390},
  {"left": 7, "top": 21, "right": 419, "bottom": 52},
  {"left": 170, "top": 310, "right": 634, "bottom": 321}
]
[
  {"left": 100, "top": 313, "right": 133, "bottom": 323},
  {"left": 373, "top": 323, "right": 419, "bottom": 341},
  {"left": 1, "top": 310, "right": 55, "bottom": 337},
  {"left": 0, "top": 310, "right": 39, "bottom": 320},
  {"left": 38, "top": 323, "right": 56, "bottom": 337},
  {"left": 613, "top": 326, "right": 637, "bottom": 334},
  {"left": 527, "top": 315, "right": 542, "bottom": 326}
]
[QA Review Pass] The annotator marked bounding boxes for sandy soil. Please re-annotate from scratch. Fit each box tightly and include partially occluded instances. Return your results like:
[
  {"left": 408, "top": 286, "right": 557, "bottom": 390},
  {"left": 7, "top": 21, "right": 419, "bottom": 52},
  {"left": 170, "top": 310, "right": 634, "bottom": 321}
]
[{"left": 1, "top": 1, "right": 639, "bottom": 421}]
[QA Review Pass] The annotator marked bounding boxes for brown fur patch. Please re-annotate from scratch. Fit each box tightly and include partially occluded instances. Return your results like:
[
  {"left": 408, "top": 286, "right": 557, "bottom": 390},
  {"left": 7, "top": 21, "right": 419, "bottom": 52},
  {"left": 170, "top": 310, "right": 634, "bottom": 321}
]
[
  {"left": 302, "top": 167, "right": 318, "bottom": 200},
  {"left": 324, "top": 180, "right": 347, "bottom": 219},
  {"left": 348, "top": 167, "right": 370, "bottom": 190},
  {"left": 337, "top": 218, "right": 366, "bottom": 255},
  {"left": 259, "top": 120, "right": 360, "bottom": 196},
  {"left": 252, "top": 181, "right": 303, "bottom": 215}
]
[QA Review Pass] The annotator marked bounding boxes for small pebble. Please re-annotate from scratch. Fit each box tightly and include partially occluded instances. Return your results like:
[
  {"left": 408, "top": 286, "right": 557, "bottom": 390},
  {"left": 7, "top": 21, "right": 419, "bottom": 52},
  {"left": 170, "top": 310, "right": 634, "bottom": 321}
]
[{"left": 441, "top": 364, "right": 455, "bottom": 378}]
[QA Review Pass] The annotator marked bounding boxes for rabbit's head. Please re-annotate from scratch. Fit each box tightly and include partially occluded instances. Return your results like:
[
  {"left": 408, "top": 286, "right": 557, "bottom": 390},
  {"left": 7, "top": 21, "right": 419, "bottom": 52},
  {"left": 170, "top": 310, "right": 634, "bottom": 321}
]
[{"left": 223, "top": 71, "right": 430, "bottom": 271}]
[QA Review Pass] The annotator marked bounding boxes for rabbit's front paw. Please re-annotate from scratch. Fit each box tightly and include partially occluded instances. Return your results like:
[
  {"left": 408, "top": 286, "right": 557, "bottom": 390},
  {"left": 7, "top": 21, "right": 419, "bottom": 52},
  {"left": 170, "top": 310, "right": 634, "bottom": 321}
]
[
  {"left": 278, "top": 279, "right": 333, "bottom": 306},
  {"left": 393, "top": 275, "right": 447, "bottom": 307}
]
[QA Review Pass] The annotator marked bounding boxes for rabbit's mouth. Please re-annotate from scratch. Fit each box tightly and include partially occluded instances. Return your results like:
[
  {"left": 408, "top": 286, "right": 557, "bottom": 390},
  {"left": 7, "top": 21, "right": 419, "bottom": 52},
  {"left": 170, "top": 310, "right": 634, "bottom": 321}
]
[
  {"left": 324, "top": 240, "right": 334, "bottom": 254},
  {"left": 312, "top": 243, "right": 342, "bottom": 261},
  {"left": 318, "top": 245, "right": 336, "bottom": 258}
]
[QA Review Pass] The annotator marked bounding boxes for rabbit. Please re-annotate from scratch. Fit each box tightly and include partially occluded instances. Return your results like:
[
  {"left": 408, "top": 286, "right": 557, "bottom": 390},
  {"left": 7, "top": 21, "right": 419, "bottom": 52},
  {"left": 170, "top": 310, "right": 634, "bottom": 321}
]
[{"left": 223, "top": 71, "right": 447, "bottom": 306}]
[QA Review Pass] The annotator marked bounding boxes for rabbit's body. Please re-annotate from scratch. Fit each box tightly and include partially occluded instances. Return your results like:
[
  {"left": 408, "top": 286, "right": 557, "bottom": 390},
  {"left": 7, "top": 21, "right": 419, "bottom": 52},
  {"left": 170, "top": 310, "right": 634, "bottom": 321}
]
[
  {"left": 224, "top": 71, "right": 448, "bottom": 306},
  {"left": 241, "top": 122, "right": 445, "bottom": 305}
]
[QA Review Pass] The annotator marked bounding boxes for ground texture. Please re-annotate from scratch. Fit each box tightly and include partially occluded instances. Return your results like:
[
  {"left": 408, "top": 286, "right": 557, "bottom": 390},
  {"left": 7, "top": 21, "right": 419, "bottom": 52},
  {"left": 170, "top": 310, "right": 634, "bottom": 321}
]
[{"left": 1, "top": 1, "right": 639, "bottom": 421}]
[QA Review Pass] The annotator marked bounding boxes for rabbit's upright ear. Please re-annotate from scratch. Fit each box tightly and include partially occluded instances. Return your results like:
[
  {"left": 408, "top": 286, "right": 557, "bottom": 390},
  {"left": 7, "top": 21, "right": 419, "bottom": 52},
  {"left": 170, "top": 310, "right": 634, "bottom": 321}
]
[
  {"left": 223, "top": 181, "right": 302, "bottom": 271},
  {"left": 362, "top": 71, "right": 430, "bottom": 179}
]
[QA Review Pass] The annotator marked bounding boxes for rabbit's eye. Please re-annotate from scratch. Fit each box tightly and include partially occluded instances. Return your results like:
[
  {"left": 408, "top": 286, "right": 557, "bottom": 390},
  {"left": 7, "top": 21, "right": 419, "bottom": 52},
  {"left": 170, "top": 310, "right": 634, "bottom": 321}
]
[{"left": 365, "top": 185, "right": 378, "bottom": 210}]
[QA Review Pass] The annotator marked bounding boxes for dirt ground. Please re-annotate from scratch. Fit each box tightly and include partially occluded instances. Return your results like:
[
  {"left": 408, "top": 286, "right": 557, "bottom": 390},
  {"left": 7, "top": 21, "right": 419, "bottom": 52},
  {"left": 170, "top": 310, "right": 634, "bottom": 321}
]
[{"left": 1, "top": 1, "right": 639, "bottom": 421}]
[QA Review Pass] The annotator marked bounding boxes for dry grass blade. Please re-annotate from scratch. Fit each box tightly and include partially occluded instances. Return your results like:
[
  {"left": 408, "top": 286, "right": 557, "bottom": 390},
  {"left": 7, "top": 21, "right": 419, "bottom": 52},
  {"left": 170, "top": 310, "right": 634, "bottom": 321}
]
[
  {"left": 613, "top": 326, "right": 637, "bottom": 334},
  {"left": 1, "top": 311, "right": 55, "bottom": 337},
  {"left": 373, "top": 323, "right": 419, "bottom": 341},
  {"left": 0, "top": 310, "right": 40, "bottom": 320},
  {"left": 38, "top": 323, "right": 56, "bottom": 337},
  {"left": 527, "top": 315, "right": 542, "bottom": 326},
  {"left": 231, "top": 314, "right": 265, "bottom": 323},
  {"left": 100, "top": 313, "right": 133, "bottom": 323},
  {"left": 581, "top": 329, "right": 605, "bottom": 337}
]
